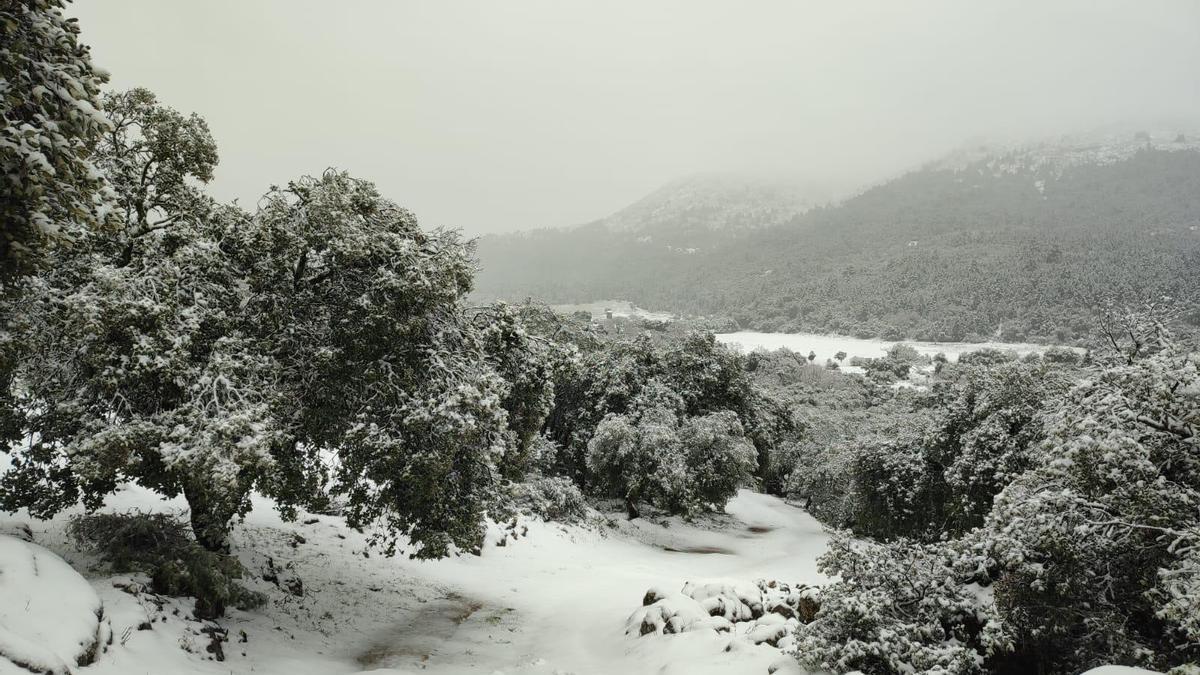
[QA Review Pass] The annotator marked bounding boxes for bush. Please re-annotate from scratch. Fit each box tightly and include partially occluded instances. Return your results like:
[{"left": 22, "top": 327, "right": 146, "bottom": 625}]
[
  {"left": 678, "top": 411, "right": 758, "bottom": 509},
  {"left": 958, "top": 348, "right": 1018, "bottom": 367},
  {"left": 791, "top": 361, "right": 1062, "bottom": 542},
  {"left": 1041, "top": 346, "right": 1081, "bottom": 364},
  {"left": 794, "top": 532, "right": 1005, "bottom": 675},
  {"left": 509, "top": 476, "right": 590, "bottom": 523},
  {"left": 543, "top": 331, "right": 798, "bottom": 494},
  {"left": 795, "top": 313, "right": 1200, "bottom": 674},
  {"left": 586, "top": 404, "right": 756, "bottom": 518},
  {"left": 68, "top": 512, "right": 264, "bottom": 619}
]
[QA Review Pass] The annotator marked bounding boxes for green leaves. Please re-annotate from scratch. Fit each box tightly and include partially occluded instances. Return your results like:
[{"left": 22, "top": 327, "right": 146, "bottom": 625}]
[{"left": 1, "top": 0, "right": 112, "bottom": 280}]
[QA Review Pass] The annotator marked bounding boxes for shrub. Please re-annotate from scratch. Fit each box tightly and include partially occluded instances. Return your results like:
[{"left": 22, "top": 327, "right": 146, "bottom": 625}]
[
  {"left": 678, "top": 411, "right": 758, "bottom": 510},
  {"left": 585, "top": 404, "right": 756, "bottom": 518},
  {"left": 958, "top": 348, "right": 1018, "bottom": 367},
  {"left": 68, "top": 512, "right": 264, "bottom": 619},
  {"left": 794, "top": 532, "right": 1005, "bottom": 675},
  {"left": 509, "top": 476, "right": 590, "bottom": 523}
]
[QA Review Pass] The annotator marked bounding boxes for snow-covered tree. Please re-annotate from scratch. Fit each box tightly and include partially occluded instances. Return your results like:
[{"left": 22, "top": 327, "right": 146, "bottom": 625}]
[
  {"left": 473, "top": 302, "right": 574, "bottom": 480},
  {"left": 2, "top": 114, "right": 516, "bottom": 561},
  {"left": 546, "top": 331, "right": 795, "bottom": 490},
  {"left": 586, "top": 380, "right": 755, "bottom": 518},
  {"left": 0, "top": 200, "right": 279, "bottom": 552},
  {"left": 792, "top": 312, "right": 1200, "bottom": 673},
  {"left": 794, "top": 531, "right": 1007, "bottom": 675},
  {"left": 242, "top": 171, "right": 509, "bottom": 558},
  {"left": 677, "top": 410, "right": 758, "bottom": 510},
  {"left": 588, "top": 405, "right": 687, "bottom": 519},
  {"left": 926, "top": 361, "right": 1068, "bottom": 533},
  {"left": 790, "top": 360, "right": 1066, "bottom": 541},
  {"left": 980, "top": 319, "right": 1200, "bottom": 672},
  {"left": 0, "top": 87, "right": 259, "bottom": 551},
  {"left": 90, "top": 87, "right": 218, "bottom": 264},
  {"left": 1, "top": 0, "right": 113, "bottom": 281}
]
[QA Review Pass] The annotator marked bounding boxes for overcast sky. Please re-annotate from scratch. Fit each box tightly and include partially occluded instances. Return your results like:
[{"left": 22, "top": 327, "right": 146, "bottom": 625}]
[{"left": 71, "top": 1, "right": 1200, "bottom": 235}]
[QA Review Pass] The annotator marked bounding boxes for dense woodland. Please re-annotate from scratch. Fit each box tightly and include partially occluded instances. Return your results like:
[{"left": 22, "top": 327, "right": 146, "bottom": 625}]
[
  {"left": 477, "top": 149, "right": 1200, "bottom": 343},
  {"left": 2, "top": 3, "right": 1199, "bottom": 674}
]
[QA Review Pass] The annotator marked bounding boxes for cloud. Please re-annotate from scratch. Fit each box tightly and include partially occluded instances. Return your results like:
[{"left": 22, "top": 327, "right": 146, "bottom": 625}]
[{"left": 72, "top": 0, "right": 1200, "bottom": 234}]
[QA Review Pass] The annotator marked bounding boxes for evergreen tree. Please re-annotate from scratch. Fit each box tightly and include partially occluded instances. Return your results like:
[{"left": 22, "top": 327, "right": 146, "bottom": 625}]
[
  {"left": 245, "top": 171, "right": 510, "bottom": 558},
  {"left": 1, "top": 0, "right": 113, "bottom": 281}
]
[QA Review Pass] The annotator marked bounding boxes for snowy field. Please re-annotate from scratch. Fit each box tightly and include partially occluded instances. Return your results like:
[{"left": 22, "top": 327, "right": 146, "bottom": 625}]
[
  {"left": 715, "top": 330, "right": 1073, "bottom": 363},
  {"left": 0, "top": 481, "right": 828, "bottom": 675},
  {"left": 550, "top": 300, "right": 676, "bottom": 322}
]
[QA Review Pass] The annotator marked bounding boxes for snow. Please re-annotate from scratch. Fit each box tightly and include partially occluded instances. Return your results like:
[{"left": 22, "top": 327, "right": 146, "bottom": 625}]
[
  {"left": 0, "top": 535, "right": 110, "bottom": 674},
  {"left": 551, "top": 300, "right": 676, "bottom": 322},
  {"left": 0, "top": 480, "right": 826, "bottom": 675},
  {"left": 1080, "top": 668, "right": 1162, "bottom": 675},
  {"left": 715, "top": 330, "right": 1075, "bottom": 363}
]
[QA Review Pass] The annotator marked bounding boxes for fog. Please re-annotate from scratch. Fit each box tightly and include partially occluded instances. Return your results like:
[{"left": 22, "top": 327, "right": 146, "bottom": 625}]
[{"left": 71, "top": 0, "right": 1200, "bottom": 235}]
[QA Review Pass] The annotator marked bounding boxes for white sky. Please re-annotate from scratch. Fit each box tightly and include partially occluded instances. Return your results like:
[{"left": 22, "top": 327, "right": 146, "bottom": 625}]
[{"left": 70, "top": 0, "right": 1200, "bottom": 235}]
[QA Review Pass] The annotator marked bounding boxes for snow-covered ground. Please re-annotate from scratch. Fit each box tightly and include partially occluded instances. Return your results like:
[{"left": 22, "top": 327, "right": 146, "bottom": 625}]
[
  {"left": 550, "top": 300, "right": 676, "bottom": 322},
  {"left": 0, "top": 483, "right": 828, "bottom": 675},
  {"left": 716, "top": 330, "right": 1073, "bottom": 363}
]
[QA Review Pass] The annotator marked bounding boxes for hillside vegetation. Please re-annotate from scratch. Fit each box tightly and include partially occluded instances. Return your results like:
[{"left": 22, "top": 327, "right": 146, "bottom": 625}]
[{"left": 476, "top": 143, "right": 1200, "bottom": 343}]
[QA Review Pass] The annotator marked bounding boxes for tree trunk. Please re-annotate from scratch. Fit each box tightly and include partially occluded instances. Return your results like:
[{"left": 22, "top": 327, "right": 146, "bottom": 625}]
[
  {"left": 625, "top": 496, "right": 641, "bottom": 520},
  {"left": 182, "top": 479, "right": 238, "bottom": 553}
]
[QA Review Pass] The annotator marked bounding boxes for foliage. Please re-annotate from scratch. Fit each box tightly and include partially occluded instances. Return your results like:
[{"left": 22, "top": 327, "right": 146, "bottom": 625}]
[
  {"left": 235, "top": 171, "right": 508, "bottom": 559},
  {"left": 0, "top": 85, "right": 524, "bottom": 568},
  {"left": 545, "top": 331, "right": 797, "bottom": 493},
  {"left": 794, "top": 531, "right": 1005, "bottom": 675},
  {"left": 90, "top": 87, "right": 218, "bottom": 265},
  {"left": 789, "top": 360, "right": 1063, "bottom": 540},
  {"left": 507, "top": 475, "right": 590, "bottom": 523},
  {"left": 0, "top": 200, "right": 278, "bottom": 552},
  {"left": 586, "top": 397, "right": 688, "bottom": 518},
  {"left": 0, "top": 0, "right": 113, "bottom": 281},
  {"left": 474, "top": 302, "right": 576, "bottom": 480},
  {"left": 793, "top": 312, "right": 1200, "bottom": 674},
  {"left": 926, "top": 361, "right": 1068, "bottom": 533},
  {"left": 0, "top": 88, "right": 242, "bottom": 554},
  {"left": 978, "top": 321, "right": 1200, "bottom": 672},
  {"left": 476, "top": 149, "right": 1200, "bottom": 343},
  {"left": 68, "top": 511, "right": 264, "bottom": 620},
  {"left": 584, "top": 377, "right": 757, "bottom": 518}
]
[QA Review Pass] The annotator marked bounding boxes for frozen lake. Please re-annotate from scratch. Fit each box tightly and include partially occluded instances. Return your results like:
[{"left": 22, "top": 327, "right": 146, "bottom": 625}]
[{"left": 715, "top": 331, "right": 1069, "bottom": 363}]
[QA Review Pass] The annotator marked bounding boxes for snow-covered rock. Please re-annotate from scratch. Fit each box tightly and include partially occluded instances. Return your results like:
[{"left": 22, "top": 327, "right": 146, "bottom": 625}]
[
  {"left": 0, "top": 535, "right": 111, "bottom": 674},
  {"left": 682, "top": 580, "right": 763, "bottom": 622},
  {"left": 626, "top": 593, "right": 718, "bottom": 636},
  {"left": 628, "top": 577, "right": 819, "bottom": 651}
]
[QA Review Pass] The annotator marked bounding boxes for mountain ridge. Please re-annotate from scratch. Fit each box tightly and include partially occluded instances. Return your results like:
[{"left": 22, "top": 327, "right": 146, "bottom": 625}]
[{"left": 474, "top": 136, "right": 1200, "bottom": 343}]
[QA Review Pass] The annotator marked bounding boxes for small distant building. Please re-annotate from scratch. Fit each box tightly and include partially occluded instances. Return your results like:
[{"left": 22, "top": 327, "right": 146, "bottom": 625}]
[{"left": 605, "top": 308, "right": 613, "bottom": 320}]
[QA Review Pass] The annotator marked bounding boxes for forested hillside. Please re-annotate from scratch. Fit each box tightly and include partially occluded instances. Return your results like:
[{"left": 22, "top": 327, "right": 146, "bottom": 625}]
[{"left": 476, "top": 142, "right": 1200, "bottom": 343}]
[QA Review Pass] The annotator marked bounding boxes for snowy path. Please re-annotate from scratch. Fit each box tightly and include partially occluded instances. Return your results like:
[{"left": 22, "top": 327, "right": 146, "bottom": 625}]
[
  {"left": 349, "top": 489, "right": 828, "bottom": 675},
  {"left": 1, "top": 488, "right": 828, "bottom": 675}
]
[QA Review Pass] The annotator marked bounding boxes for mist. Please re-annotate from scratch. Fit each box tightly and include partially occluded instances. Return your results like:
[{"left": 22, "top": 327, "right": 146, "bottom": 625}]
[{"left": 70, "top": 0, "right": 1200, "bottom": 235}]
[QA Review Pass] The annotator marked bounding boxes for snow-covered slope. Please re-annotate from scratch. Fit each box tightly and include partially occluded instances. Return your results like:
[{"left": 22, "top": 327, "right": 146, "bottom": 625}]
[
  {"left": 594, "top": 173, "right": 824, "bottom": 236},
  {"left": 0, "top": 482, "right": 828, "bottom": 675},
  {"left": 930, "top": 129, "right": 1200, "bottom": 180}
]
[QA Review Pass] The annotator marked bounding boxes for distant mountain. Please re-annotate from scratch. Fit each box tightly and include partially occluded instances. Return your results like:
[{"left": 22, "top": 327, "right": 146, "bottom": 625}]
[
  {"left": 594, "top": 173, "right": 823, "bottom": 237},
  {"left": 930, "top": 129, "right": 1200, "bottom": 176},
  {"left": 474, "top": 135, "right": 1200, "bottom": 344},
  {"left": 473, "top": 173, "right": 826, "bottom": 305}
]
